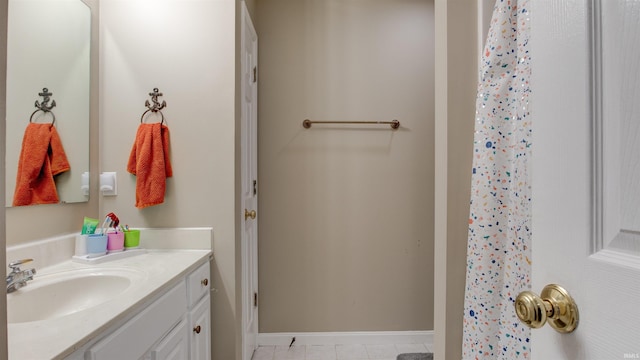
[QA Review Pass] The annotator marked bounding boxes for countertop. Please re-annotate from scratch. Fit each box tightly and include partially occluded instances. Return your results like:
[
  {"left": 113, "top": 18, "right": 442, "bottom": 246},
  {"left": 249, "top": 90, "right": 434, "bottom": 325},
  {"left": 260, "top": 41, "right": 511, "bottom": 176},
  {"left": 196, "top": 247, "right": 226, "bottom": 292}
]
[{"left": 7, "top": 249, "right": 211, "bottom": 360}]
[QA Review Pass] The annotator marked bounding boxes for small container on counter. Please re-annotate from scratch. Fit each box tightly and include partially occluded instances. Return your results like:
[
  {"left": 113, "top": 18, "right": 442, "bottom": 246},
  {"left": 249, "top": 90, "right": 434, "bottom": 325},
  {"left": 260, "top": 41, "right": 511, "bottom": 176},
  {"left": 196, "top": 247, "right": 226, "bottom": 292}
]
[
  {"left": 124, "top": 229, "right": 141, "bottom": 249},
  {"left": 75, "top": 234, "right": 89, "bottom": 256},
  {"left": 87, "top": 234, "right": 108, "bottom": 257},
  {"left": 107, "top": 232, "right": 125, "bottom": 253}
]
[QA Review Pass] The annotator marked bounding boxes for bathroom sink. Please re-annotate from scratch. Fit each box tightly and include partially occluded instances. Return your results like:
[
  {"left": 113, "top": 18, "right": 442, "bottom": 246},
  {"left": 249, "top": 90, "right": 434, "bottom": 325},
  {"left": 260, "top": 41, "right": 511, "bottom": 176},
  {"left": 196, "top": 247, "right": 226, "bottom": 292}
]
[{"left": 7, "top": 268, "right": 145, "bottom": 324}]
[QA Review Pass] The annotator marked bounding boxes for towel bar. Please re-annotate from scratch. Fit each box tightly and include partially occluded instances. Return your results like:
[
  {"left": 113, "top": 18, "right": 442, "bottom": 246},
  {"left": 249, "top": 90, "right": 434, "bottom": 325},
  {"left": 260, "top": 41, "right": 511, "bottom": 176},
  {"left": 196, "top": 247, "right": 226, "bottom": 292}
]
[{"left": 302, "top": 119, "right": 400, "bottom": 129}]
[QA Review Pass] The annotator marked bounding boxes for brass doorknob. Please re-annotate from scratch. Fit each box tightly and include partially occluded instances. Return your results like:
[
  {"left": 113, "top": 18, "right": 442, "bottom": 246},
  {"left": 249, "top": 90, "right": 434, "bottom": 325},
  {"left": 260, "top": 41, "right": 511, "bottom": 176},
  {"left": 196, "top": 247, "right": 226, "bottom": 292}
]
[
  {"left": 515, "top": 284, "right": 579, "bottom": 333},
  {"left": 245, "top": 209, "right": 256, "bottom": 220}
]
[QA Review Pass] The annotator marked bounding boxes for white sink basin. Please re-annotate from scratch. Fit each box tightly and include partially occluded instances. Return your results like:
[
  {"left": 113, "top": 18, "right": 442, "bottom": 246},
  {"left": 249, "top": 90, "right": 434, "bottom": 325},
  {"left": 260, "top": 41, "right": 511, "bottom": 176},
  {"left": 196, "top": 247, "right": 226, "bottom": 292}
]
[{"left": 7, "top": 268, "right": 145, "bottom": 324}]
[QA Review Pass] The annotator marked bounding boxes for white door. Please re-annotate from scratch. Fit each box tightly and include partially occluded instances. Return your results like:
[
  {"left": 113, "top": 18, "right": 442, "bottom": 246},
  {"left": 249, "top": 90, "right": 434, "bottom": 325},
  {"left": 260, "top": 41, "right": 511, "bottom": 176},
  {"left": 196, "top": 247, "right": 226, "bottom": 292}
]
[
  {"left": 241, "top": 3, "right": 259, "bottom": 360},
  {"left": 530, "top": 0, "right": 640, "bottom": 358}
]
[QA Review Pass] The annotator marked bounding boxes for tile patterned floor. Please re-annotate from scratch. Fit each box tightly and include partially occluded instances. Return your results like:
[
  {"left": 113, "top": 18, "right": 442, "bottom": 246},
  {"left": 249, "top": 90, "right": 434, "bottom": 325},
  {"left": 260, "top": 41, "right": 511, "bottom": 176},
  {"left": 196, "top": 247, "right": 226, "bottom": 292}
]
[{"left": 251, "top": 343, "right": 432, "bottom": 360}]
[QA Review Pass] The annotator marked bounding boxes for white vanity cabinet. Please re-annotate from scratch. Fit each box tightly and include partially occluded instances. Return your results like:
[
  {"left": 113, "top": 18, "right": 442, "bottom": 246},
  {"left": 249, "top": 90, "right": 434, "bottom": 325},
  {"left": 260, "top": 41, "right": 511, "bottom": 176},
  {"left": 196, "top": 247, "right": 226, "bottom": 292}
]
[
  {"left": 152, "top": 268, "right": 211, "bottom": 360},
  {"left": 76, "top": 262, "right": 211, "bottom": 360}
]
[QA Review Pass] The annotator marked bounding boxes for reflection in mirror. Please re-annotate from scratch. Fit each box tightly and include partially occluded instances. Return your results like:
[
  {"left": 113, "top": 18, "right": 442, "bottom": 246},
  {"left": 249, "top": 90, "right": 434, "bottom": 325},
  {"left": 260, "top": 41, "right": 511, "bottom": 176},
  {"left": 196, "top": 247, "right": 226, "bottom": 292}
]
[{"left": 5, "top": 0, "right": 91, "bottom": 206}]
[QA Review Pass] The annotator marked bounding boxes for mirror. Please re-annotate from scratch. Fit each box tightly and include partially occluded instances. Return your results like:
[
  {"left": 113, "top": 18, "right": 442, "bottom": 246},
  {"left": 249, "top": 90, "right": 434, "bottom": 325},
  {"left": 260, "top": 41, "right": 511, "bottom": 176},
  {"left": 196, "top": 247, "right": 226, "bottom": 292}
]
[{"left": 5, "top": 0, "right": 91, "bottom": 206}]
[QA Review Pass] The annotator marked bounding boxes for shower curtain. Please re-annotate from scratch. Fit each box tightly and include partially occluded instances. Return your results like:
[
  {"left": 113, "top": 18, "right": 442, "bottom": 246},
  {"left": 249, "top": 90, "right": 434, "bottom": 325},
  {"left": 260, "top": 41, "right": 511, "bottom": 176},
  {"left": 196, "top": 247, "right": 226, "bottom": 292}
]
[{"left": 463, "top": 1, "right": 532, "bottom": 359}]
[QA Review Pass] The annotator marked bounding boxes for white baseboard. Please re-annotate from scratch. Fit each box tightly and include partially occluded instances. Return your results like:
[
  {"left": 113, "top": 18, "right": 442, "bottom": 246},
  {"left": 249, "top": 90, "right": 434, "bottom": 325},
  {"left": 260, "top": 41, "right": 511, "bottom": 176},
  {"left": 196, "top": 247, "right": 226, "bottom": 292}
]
[{"left": 258, "top": 331, "right": 433, "bottom": 346}]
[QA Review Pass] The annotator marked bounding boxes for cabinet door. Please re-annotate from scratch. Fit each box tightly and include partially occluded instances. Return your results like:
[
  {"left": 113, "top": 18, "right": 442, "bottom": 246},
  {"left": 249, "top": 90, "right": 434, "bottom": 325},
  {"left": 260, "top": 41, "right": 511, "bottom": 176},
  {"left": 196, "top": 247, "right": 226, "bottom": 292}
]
[
  {"left": 152, "top": 319, "right": 189, "bottom": 360},
  {"left": 86, "top": 282, "right": 187, "bottom": 360},
  {"left": 189, "top": 294, "right": 211, "bottom": 360}
]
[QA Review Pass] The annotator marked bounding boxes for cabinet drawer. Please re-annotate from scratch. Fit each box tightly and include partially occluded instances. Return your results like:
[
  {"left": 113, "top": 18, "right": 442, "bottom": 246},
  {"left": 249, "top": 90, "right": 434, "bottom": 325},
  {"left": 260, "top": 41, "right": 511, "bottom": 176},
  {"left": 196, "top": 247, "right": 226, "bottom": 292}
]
[
  {"left": 86, "top": 281, "right": 187, "bottom": 360},
  {"left": 187, "top": 262, "right": 210, "bottom": 306}
]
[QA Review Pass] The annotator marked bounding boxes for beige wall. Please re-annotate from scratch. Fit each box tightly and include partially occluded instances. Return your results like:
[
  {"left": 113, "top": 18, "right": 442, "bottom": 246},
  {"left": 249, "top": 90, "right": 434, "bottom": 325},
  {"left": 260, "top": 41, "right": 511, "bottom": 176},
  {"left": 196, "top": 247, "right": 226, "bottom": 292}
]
[
  {"left": 99, "top": 1, "right": 237, "bottom": 359},
  {"left": 433, "top": 0, "right": 476, "bottom": 359},
  {"left": 256, "top": 0, "right": 435, "bottom": 332}
]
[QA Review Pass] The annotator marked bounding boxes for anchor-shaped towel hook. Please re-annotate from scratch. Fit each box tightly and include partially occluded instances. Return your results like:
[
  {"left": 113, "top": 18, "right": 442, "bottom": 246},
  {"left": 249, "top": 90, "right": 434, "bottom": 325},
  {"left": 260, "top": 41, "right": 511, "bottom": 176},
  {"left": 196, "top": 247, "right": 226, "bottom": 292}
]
[
  {"left": 35, "top": 88, "right": 56, "bottom": 113},
  {"left": 30, "top": 88, "right": 56, "bottom": 125},
  {"left": 140, "top": 88, "right": 167, "bottom": 124},
  {"left": 144, "top": 88, "right": 166, "bottom": 112}
]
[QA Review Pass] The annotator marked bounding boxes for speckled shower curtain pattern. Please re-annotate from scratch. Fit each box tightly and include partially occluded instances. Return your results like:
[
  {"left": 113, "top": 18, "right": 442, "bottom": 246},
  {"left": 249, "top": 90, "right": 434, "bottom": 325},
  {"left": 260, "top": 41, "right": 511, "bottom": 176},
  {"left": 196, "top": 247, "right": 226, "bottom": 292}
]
[{"left": 463, "top": 1, "right": 532, "bottom": 359}]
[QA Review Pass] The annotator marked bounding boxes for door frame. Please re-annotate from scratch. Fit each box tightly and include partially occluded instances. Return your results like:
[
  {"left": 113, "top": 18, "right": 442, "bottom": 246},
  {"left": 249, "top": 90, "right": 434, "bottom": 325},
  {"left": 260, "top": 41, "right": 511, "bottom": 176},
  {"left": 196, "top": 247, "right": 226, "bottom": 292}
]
[
  {"left": 240, "top": 2, "right": 258, "bottom": 360},
  {"left": 0, "top": 0, "right": 7, "bottom": 355},
  {"left": 433, "top": 1, "right": 483, "bottom": 359}
]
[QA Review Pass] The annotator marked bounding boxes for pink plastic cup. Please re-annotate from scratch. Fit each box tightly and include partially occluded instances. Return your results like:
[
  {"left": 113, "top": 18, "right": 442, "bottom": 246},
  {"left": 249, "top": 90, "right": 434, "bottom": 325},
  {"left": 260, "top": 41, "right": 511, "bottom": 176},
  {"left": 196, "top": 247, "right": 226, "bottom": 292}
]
[{"left": 107, "top": 232, "right": 125, "bottom": 253}]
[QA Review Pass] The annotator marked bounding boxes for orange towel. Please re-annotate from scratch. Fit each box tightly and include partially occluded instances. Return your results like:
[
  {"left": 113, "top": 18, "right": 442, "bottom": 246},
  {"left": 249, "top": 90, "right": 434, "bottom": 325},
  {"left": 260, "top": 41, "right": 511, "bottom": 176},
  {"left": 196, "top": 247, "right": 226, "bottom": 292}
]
[
  {"left": 12, "top": 123, "right": 70, "bottom": 206},
  {"left": 127, "top": 123, "right": 173, "bottom": 208}
]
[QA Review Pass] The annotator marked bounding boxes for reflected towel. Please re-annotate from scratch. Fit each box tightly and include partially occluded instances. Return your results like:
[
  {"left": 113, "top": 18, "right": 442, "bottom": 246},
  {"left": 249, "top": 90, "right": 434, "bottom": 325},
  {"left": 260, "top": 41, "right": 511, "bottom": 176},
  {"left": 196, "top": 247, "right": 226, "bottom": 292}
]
[
  {"left": 13, "top": 123, "right": 70, "bottom": 206},
  {"left": 127, "top": 123, "right": 173, "bottom": 208}
]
